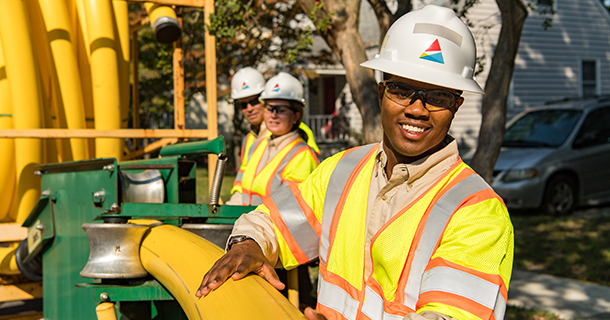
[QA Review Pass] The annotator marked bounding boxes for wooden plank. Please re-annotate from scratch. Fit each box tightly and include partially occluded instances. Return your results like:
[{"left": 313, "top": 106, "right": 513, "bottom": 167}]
[
  {"left": 0, "top": 224, "right": 27, "bottom": 242},
  {"left": 205, "top": 0, "right": 218, "bottom": 192},
  {"left": 173, "top": 13, "right": 185, "bottom": 132},
  {"left": 0, "top": 282, "right": 43, "bottom": 302},
  {"left": 128, "top": 0, "right": 205, "bottom": 7},
  {"left": 0, "top": 129, "right": 209, "bottom": 139},
  {"left": 124, "top": 138, "right": 179, "bottom": 160}
]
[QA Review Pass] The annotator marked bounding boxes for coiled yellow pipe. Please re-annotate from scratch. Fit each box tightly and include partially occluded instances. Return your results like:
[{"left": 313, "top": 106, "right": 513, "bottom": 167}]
[
  {"left": 136, "top": 220, "right": 305, "bottom": 319},
  {"left": 0, "top": 0, "right": 43, "bottom": 224},
  {"left": 0, "top": 35, "right": 17, "bottom": 222}
]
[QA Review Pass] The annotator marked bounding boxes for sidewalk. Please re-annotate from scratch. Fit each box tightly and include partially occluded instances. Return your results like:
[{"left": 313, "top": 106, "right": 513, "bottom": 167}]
[{"left": 508, "top": 269, "right": 610, "bottom": 320}]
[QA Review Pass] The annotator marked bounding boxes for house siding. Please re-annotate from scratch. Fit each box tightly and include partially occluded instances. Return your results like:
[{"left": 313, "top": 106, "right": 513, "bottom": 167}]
[{"left": 453, "top": 0, "right": 610, "bottom": 151}]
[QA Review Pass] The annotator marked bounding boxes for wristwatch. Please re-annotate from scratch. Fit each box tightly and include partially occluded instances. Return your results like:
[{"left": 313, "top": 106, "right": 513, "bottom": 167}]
[{"left": 227, "top": 235, "right": 252, "bottom": 250}]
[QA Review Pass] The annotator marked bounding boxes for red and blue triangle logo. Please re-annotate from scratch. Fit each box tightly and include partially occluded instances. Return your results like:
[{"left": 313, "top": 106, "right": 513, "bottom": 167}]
[
  {"left": 272, "top": 83, "right": 280, "bottom": 92},
  {"left": 419, "top": 39, "right": 444, "bottom": 64},
  {"left": 241, "top": 81, "right": 249, "bottom": 89}
]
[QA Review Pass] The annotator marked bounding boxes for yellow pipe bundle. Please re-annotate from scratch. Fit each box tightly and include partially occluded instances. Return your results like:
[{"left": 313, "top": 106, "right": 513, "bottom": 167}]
[{"left": 137, "top": 221, "right": 306, "bottom": 320}]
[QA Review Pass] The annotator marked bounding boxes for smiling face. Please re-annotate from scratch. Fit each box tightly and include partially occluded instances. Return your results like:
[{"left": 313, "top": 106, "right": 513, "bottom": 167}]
[
  {"left": 264, "top": 99, "right": 301, "bottom": 137},
  {"left": 238, "top": 95, "right": 264, "bottom": 127},
  {"left": 379, "top": 75, "right": 464, "bottom": 165}
]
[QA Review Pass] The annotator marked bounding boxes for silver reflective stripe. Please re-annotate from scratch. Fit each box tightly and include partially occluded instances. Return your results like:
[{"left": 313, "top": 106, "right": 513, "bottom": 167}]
[
  {"left": 250, "top": 195, "right": 263, "bottom": 206},
  {"left": 318, "top": 274, "right": 359, "bottom": 320},
  {"left": 268, "top": 141, "right": 308, "bottom": 195},
  {"left": 493, "top": 289, "right": 507, "bottom": 320},
  {"left": 270, "top": 186, "right": 319, "bottom": 261},
  {"left": 413, "top": 23, "right": 463, "bottom": 47},
  {"left": 403, "top": 173, "right": 489, "bottom": 309},
  {"left": 360, "top": 286, "right": 406, "bottom": 320},
  {"left": 361, "top": 286, "right": 383, "bottom": 320},
  {"left": 320, "top": 144, "right": 377, "bottom": 265},
  {"left": 421, "top": 266, "right": 499, "bottom": 309},
  {"left": 246, "top": 137, "right": 257, "bottom": 162},
  {"left": 235, "top": 171, "right": 244, "bottom": 183}
]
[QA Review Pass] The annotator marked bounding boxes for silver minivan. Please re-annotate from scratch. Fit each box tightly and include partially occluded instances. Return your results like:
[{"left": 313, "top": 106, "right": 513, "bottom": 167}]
[{"left": 489, "top": 97, "right": 610, "bottom": 215}]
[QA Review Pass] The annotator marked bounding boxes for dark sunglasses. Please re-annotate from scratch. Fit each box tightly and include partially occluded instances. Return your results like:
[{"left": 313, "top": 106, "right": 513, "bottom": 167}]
[
  {"left": 382, "top": 80, "right": 461, "bottom": 111},
  {"left": 237, "top": 96, "right": 261, "bottom": 109}
]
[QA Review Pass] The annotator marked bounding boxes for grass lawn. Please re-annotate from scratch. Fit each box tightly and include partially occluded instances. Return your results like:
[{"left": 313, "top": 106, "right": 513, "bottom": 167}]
[
  {"left": 512, "top": 212, "right": 610, "bottom": 285},
  {"left": 195, "top": 167, "right": 236, "bottom": 204},
  {"left": 508, "top": 209, "right": 610, "bottom": 319}
]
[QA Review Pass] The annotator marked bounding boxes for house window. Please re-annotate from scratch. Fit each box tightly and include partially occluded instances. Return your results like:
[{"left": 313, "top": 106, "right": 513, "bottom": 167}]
[{"left": 581, "top": 60, "right": 599, "bottom": 98}]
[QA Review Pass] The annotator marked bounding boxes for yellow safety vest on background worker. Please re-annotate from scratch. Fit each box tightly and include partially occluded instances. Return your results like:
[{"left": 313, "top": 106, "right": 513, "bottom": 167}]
[
  {"left": 231, "top": 122, "right": 319, "bottom": 196},
  {"left": 258, "top": 144, "right": 513, "bottom": 320},
  {"left": 239, "top": 135, "right": 318, "bottom": 206},
  {"left": 231, "top": 131, "right": 257, "bottom": 195}
]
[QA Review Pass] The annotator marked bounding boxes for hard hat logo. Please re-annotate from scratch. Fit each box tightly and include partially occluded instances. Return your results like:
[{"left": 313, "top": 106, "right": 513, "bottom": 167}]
[
  {"left": 259, "top": 72, "right": 307, "bottom": 107},
  {"left": 359, "top": 5, "right": 485, "bottom": 94},
  {"left": 241, "top": 81, "right": 250, "bottom": 90},
  {"left": 419, "top": 39, "right": 444, "bottom": 64}
]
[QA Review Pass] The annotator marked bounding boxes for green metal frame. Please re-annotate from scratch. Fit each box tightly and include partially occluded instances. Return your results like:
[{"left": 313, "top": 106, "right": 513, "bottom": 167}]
[{"left": 21, "top": 137, "right": 254, "bottom": 319}]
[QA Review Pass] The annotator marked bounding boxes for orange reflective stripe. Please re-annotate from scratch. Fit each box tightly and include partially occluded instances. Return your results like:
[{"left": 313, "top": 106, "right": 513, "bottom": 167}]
[
  {"left": 423, "top": 257, "right": 508, "bottom": 319},
  {"left": 264, "top": 139, "right": 309, "bottom": 196},
  {"left": 265, "top": 193, "right": 310, "bottom": 264},
  {"left": 288, "top": 183, "right": 321, "bottom": 236}
]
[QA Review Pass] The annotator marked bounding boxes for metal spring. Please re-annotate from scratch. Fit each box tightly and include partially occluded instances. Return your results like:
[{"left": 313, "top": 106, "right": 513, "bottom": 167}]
[{"left": 209, "top": 155, "right": 227, "bottom": 206}]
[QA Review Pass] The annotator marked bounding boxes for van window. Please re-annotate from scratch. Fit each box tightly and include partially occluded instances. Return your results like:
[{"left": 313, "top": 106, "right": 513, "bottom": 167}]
[{"left": 573, "top": 107, "right": 610, "bottom": 148}]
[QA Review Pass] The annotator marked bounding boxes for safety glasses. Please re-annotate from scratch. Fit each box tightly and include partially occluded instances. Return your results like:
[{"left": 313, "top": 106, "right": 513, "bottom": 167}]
[
  {"left": 382, "top": 81, "right": 461, "bottom": 111},
  {"left": 265, "top": 104, "right": 295, "bottom": 116},
  {"left": 237, "top": 96, "right": 261, "bottom": 109}
]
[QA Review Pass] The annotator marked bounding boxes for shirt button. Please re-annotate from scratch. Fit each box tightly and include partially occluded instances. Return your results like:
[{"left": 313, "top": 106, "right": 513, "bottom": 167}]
[{"left": 381, "top": 195, "right": 387, "bottom": 201}]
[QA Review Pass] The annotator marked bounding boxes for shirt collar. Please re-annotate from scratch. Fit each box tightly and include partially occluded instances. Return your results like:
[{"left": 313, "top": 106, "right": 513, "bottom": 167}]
[{"left": 375, "top": 135, "right": 459, "bottom": 184}]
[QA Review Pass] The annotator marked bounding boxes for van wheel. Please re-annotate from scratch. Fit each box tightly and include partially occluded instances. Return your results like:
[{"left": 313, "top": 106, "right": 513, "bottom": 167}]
[{"left": 542, "top": 174, "right": 577, "bottom": 216}]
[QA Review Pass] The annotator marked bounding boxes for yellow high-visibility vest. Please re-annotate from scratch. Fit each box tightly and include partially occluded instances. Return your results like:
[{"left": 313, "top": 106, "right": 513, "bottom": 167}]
[
  {"left": 232, "top": 122, "right": 319, "bottom": 195},
  {"left": 239, "top": 135, "right": 318, "bottom": 206},
  {"left": 258, "top": 144, "right": 513, "bottom": 320}
]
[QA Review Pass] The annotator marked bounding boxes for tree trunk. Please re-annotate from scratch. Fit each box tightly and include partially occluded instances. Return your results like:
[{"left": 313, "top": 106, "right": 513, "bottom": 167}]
[
  {"left": 298, "top": 0, "right": 382, "bottom": 143},
  {"left": 470, "top": 0, "right": 528, "bottom": 182}
]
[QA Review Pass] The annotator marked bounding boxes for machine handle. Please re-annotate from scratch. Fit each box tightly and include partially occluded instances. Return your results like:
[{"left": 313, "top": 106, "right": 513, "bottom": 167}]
[{"left": 159, "top": 136, "right": 225, "bottom": 157}]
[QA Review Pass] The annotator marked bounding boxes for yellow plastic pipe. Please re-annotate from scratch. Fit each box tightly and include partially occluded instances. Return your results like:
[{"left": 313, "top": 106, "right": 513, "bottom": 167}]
[
  {"left": 95, "top": 302, "right": 118, "bottom": 320},
  {"left": 82, "top": 0, "right": 122, "bottom": 159},
  {"left": 74, "top": 0, "right": 97, "bottom": 158},
  {"left": 25, "top": 0, "right": 62, "bottom": 164},
  {"left": 136, "top": 220, "right": 306, "bottom": 319},
  {"left": 0, "top": 0, "right": 43, "bottom": 224},
  {"left": 38, "top": 0, "right": 89, "bottom": 161},
  {"left": 112, "top": 0, "right": 130, "bottom": 133},
  {"left": 0, "top": 242, "right": 20, "bottom": 275},
  {"left": 0, "top": 35, "right": 17, "bottom": 222}
]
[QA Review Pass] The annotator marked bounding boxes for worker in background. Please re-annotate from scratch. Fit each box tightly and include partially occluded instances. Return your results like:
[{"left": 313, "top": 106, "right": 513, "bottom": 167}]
[
  {"left": 226, "top": 72, "right": 319, "bottom": 206},
  {"left": 230, "top": 67, "right": 320, "bottom": 199},
  {"left": 199, "top": 5, "right": 513, "bottom": 320}
]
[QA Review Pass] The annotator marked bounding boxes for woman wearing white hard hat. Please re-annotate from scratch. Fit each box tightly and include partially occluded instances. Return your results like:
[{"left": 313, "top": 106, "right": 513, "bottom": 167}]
[
  {"left": 226, "top": 72, "right": 319, "bottom": 206},
  {"left": 229, "top": 67, "right": 321, "bottom": 199}
]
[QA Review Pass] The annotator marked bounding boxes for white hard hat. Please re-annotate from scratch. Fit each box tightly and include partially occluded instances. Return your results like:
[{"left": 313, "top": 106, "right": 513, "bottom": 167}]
[
  {"left": 360, "top": 5, "right": 484, "bottom": 94},
  {"left": 231, "top": 67, "right": 266, "bottom": 100},
  {"left": 259, "top": 72, "right": 306, "bottom": 107}
]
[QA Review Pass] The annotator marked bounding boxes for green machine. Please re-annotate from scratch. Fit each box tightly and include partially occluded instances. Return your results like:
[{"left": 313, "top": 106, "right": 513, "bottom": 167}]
[{"left": 15, "top": 136, "right": 256, "bottom": 319}]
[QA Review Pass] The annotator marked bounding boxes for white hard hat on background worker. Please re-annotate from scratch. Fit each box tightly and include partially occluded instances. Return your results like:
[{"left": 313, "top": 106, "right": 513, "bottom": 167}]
[
  {"left": 231, "top": 67, "right": 266, "bottom": 100},
  {"left": 360, "top": 4, "right": 484, "bottom": 94},
  {"left": 259, "top": 72, "right": 307, "bottom": 107}
]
